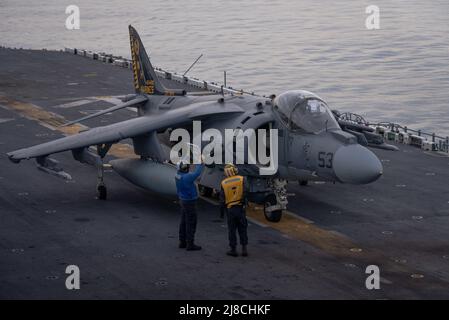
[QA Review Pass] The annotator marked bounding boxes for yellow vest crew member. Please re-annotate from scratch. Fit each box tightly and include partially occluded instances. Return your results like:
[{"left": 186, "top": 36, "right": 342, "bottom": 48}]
[{"left": 220, "top": 164, "right": 248, "bottom": 257}]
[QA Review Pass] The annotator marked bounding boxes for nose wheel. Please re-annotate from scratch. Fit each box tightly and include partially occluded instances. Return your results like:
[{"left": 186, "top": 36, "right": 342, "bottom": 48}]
[
  {"left": 263, "top": 179, "right": 289, "bottom": 222},
  {"left": 263, "top": 194, "right": 283, "bottom": 222}
]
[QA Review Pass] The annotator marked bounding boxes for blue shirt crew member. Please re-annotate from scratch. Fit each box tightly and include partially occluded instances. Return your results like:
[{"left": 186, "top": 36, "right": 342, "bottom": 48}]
[{"left": 175, "top": 160, "right": 204, "bottom": 251}]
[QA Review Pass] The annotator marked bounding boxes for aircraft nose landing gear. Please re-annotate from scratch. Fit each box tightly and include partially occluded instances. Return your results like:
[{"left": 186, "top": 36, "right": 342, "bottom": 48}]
[
  {"left": 263, "top": 179, "right": 289, "bottom": 222},
  {"left": 263, "top": 194, "right": 282, "bottom": 222}
]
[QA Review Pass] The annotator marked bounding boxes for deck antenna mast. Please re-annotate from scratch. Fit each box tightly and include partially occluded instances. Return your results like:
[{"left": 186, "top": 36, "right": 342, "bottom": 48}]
[{"left": 183, "top": 54, "right": 203, "bottom": 76}]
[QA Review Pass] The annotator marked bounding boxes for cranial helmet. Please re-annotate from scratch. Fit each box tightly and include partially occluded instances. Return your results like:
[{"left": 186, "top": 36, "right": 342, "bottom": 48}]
[{"left": 224, "top": 163, "right": 238, "bottom": 177}]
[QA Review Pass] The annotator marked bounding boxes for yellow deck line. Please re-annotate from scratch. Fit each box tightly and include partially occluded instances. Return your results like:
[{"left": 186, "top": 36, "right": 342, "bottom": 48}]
[
  {"left": 202, "top": 197, "right": 439, "bottom": 287},
  {"left": 246, "top": 203, "right": 358, "bottom": 256},
  {"left": 200, "top": 194, "right": 358, "bottom": 257}
]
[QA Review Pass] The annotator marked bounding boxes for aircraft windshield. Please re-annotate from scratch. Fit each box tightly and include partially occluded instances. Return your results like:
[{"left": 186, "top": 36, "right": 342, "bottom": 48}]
[{"left": 274, "top": 91, "right": 339, "bottom": 134}]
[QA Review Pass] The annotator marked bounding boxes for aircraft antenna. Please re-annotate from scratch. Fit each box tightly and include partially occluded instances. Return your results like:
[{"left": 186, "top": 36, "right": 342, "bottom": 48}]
[{"left": 183, "top": 54, "right": 203, "bottom": 76}]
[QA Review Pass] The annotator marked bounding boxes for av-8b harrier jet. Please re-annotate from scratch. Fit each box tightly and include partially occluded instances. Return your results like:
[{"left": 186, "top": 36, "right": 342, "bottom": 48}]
[{"left": 7, "top": 26, "right": 387, "bottom": 222}]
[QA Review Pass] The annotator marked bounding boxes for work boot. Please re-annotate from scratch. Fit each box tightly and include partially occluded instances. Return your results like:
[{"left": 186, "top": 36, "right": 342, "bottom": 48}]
[
  {"left": 241, "top": 245, "right": 248, "bottom": 257},
  {"left": 227, "top": 247, "right": 238, "bottom": 257},
  {"left": 186, "top": 243, "right": 202, "bottom": 251},
  {"left": 179, "top": 241, "right": 187, "bottom": 249}
]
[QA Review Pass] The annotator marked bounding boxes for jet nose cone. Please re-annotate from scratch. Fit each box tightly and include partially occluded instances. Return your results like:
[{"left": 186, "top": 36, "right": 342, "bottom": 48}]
[{"left": 333, "top": 144, "right": 383, "bottom": 184}]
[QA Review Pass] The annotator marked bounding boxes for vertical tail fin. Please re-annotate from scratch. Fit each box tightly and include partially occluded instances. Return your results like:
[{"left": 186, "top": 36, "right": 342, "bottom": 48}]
[{"left": 129, "top": 25, "right": 185, "bottom": 96}]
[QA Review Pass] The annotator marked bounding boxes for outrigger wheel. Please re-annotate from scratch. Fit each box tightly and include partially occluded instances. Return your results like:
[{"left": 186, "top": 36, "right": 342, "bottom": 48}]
[
  {"left": 96, "top": 163, "right": 107, "bottom": 200},
  {"left": 95, "top": 143, "right": 111, "bottom": 201},
  {"left": 263, "top": 194, "right": 283, "bottom": 222}
]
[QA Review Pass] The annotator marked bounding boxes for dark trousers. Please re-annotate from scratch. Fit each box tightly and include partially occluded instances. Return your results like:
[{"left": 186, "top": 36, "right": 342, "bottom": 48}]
[
  {"left": 226, "top": 205, "right": 248, "bottom": 248},
  {"left": 179, "top": 200, "right": 198, "bottom": 244}
]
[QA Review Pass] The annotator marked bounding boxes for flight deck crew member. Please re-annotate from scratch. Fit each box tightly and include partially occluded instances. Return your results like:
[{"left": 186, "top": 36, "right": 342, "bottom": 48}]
[
  {"left": 175, "top": 159, "right": 204, "bottom": 251},
  {"left": 220, "top": 164, "right": 248, "bottom": 257}
]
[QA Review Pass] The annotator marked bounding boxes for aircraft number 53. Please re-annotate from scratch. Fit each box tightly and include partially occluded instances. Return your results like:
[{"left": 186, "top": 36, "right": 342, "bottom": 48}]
[{"left": 318, "top": 152, "right": 333, "bottom": 168}]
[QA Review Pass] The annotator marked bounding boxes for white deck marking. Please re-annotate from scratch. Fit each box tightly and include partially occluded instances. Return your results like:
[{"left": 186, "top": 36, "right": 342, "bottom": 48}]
[
  {"left": 51, "top": 99, "right": 95, "bottom": 109},
  {"left": 0, "top": 118, "right": 15, "bottom": 124}
]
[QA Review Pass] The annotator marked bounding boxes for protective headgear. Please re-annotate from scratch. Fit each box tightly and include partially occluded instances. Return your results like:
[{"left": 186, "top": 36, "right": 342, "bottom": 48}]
[
  {"left": 177, "top": 160, "right": 190, "bottom": 173},
  {"left": 224, "top": 163, "right": 238, "bottom": 177}
]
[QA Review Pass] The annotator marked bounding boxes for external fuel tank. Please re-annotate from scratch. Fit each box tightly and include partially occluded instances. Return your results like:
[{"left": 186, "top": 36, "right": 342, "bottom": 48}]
[{"left": 110, "top": 158, "right": 178, "bottom": 197}]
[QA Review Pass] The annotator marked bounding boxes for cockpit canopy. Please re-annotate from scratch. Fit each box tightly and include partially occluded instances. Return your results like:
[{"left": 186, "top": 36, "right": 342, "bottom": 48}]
[{"left": 273, "top": 90, "right": 340, "bottom": 134}]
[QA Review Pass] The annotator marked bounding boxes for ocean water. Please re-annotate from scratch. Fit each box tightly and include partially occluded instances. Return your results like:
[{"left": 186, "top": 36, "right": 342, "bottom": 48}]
[{"left": 1, "top": 0, "right": 448, "bottom": 136}]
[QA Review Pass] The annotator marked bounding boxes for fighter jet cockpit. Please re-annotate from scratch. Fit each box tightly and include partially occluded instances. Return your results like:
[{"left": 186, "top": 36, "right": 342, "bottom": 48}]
[{"left": 273, "top": 90, "right": 340, "bottom": 134}]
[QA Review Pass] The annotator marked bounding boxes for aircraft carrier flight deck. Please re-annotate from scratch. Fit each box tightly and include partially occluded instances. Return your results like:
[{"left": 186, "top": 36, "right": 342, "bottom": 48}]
[{"left": 1, "top": 47, "right": 448, "bottom": 299}]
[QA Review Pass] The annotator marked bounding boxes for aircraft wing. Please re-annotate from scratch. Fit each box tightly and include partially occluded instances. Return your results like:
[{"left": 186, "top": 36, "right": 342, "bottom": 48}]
[
  {"left": 7, "top": 101, "right": 244, "bottom": 162},
  {"left": 61, "top": 95, "right": 148, "bottom": 127}
]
